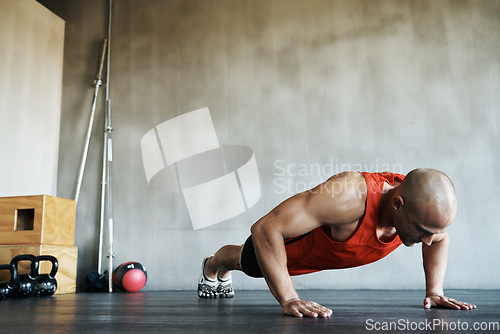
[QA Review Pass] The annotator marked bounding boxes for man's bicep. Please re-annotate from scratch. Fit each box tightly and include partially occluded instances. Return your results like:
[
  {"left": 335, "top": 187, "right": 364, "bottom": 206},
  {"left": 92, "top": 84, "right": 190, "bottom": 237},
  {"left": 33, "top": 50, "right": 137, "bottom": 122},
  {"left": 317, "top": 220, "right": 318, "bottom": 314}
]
[{"left": 256, "top": 193, "right": 323, "bottom": 239}]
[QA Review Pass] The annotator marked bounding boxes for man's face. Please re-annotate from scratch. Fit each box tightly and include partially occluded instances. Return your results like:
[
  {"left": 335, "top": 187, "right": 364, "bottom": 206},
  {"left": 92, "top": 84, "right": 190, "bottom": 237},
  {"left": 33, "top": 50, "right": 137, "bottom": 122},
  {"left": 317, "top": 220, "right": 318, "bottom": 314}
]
[{"left": 393, "top": 204, "right": 446, "bottom": 247}]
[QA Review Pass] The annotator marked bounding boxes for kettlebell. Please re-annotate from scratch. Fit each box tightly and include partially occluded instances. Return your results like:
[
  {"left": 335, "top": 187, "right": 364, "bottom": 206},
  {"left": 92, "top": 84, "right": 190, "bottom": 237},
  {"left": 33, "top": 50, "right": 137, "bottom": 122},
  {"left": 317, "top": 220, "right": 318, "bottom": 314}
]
[
  {"left": 35, "top": 255, "right": 58, "bottom": 297},
  {"left": 0, "top": 264, "right": 19, "bottom": 299},
  {"left": 10, "top": 254, "right": 39, "bottom": 298}
]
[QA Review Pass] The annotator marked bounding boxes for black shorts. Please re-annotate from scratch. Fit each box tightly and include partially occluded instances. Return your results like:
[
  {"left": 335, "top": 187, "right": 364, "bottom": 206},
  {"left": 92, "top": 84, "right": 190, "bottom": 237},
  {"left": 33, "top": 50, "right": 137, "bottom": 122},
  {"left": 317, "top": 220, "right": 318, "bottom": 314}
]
[
  {"left": 240, "top": 233, "right": 311, "bottom": 278},
  {"left": 240, "top": 235, "right": 264, "bottom": 278}
]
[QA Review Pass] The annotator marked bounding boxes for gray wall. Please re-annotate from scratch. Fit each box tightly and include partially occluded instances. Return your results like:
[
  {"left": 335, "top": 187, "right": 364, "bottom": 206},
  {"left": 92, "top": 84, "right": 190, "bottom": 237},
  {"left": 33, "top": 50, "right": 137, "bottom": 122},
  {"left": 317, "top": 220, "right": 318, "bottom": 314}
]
[
  {"left": 0, "top": 0, "right": 65, "bottom": 197},
  {"left": 58, "top": 0, "right": 500, "bottom": 291}
]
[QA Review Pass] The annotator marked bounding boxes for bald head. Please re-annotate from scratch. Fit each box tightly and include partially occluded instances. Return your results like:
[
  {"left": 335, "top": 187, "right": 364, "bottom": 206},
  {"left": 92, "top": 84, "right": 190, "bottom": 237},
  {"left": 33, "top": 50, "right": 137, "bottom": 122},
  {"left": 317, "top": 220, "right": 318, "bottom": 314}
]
[{"left": 399, "top": 168, "right": 457, "bottom": 229}]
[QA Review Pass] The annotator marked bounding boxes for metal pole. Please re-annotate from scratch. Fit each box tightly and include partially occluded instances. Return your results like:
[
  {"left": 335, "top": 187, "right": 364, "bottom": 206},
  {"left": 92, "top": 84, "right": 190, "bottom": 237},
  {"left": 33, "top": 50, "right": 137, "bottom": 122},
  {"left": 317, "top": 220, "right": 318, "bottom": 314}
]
[
  {"left": 106, "top": 100, "right": 114, "bottom": 293},
  {"left": 105, "top": 0, "right": 112, "bottom": 102},
  {"left": 106, "top": 0, "right": 115, "bottom": 293},
  {"left": 97, "top": 109, "right": 108, "bottom": 275},
  {"left": 74, "top": 39, "right": 108, "bottom": 204}
]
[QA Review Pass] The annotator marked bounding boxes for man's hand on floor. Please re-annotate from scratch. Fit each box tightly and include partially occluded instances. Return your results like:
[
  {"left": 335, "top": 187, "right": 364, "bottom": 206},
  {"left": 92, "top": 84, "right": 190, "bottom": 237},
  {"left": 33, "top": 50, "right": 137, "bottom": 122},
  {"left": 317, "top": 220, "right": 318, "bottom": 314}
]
[
  {"left": 282, "top": 298, "right": 333, "bottom": 318},
  {"left": 424, "top": 295, "right": 477, "bottom": 310}
]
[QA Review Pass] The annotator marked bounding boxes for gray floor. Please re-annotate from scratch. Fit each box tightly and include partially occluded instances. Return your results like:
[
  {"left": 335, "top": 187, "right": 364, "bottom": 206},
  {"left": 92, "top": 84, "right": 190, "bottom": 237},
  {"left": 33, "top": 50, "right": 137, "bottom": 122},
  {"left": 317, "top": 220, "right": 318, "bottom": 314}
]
[{"left": 0, "top": 290, "right": 498, "bottom": 333}]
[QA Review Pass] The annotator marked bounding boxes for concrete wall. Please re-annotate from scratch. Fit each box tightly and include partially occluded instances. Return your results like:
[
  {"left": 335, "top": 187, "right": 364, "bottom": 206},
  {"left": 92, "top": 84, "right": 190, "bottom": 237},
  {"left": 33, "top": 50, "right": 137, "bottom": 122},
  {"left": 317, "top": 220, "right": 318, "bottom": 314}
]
[
  {"left": 0, "top": 0, "right": 65, "bottom": 197},
  {"left": 58, "top": 0, "right": 500, "bottom": 291}
]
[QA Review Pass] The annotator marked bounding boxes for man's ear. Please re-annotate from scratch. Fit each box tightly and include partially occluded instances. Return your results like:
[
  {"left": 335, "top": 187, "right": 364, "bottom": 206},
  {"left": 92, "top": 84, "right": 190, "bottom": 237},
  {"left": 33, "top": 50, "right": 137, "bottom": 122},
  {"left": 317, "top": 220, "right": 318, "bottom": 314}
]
[{"left": 393, "top": 195, "right": 404, "bottom": 212}]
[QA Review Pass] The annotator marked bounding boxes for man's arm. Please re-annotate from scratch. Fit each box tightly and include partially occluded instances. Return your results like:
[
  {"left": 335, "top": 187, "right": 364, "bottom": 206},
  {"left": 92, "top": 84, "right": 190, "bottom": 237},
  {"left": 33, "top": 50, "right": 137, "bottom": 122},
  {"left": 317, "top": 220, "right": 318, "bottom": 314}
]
[
  {"left": 251, "top": 172, "right": 366, "bottom": 318},
  {"left": 251, "top": 195, "right": 329, "bottom": 318},
  {"left": 422, "top": 232, "right": 476, "bottom": 309}
]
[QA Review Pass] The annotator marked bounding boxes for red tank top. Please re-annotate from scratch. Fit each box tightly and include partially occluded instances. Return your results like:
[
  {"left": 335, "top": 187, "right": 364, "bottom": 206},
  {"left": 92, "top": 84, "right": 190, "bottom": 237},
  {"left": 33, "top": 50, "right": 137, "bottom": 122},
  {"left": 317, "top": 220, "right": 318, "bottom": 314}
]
[{"left": 284, "top": 172, "right": 404, "bottom": 276}]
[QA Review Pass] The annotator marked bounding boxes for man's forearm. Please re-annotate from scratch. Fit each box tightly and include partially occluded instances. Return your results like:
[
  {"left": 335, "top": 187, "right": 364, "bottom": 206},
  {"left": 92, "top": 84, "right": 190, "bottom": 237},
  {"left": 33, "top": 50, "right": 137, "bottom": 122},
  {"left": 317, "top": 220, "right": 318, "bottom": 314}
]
[
  {"left": 251, "top": 223, "right": 298, "bottom": 306},
  {"left": 422, "top": 232, "right": 449, "bottom": 296}
]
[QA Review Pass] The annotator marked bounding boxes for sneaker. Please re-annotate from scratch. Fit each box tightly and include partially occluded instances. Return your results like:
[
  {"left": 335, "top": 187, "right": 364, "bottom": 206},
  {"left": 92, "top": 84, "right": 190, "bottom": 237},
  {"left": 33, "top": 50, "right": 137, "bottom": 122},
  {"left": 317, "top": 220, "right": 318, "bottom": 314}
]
[
  {"left": 198, "top": 256, "right": 218, "bottom": 299},
  {"left": 216, "top": 274, "right": 235, "bottom": 298}
]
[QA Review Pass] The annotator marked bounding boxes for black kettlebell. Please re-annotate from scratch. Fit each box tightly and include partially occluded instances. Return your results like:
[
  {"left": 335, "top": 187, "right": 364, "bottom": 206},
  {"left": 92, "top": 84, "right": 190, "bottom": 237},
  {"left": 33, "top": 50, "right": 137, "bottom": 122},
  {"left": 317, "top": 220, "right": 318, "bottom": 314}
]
[
  {"left": 10, "top": 254, "right": 39, "bottom": 298},
  {"left": 0, "top": 264, "right": 19, "bottom": 299},
  {"left": 35, "top": 255, "right": 58, "bottom": 297}
]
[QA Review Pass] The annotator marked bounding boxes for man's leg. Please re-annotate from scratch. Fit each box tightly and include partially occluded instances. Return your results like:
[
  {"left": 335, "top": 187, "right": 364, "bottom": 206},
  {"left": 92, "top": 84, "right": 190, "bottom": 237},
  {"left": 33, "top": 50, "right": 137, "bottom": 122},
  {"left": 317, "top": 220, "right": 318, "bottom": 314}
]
[
  {"left": 205, "top": 245, "right": 243, "bottom": 279},
  {"left": 198, "top": 244, "right": 243, "bottom": 299}
]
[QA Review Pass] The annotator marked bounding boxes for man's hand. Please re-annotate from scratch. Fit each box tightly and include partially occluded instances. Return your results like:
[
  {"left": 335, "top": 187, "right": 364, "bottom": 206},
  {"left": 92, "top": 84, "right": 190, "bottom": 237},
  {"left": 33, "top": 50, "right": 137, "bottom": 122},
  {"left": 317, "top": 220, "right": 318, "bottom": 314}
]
[
  {"left": 424, "top": 295, "right": 477, "bottom": 310},
  {"left": 282, "top": 298, "right": 333, "bottom": 318}
]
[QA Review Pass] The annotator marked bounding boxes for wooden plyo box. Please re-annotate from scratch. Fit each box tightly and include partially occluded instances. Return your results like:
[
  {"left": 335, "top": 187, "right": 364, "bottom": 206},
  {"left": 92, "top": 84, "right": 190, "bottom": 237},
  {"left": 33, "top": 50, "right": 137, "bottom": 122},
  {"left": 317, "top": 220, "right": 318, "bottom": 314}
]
[
  {"left": 0, "top": 244, "right": 77, "bottom": 294},
  {"left": 0, "top": 195, "right": 76, "bottom": 245}
]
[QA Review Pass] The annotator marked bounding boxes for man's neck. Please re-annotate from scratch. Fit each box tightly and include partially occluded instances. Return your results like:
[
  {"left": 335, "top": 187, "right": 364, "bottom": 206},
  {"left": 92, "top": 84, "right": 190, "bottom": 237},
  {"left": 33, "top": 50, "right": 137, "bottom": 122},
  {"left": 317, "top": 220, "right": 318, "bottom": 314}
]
[{"left": 378, "top": 186, "right": 396, "bottom": 230}]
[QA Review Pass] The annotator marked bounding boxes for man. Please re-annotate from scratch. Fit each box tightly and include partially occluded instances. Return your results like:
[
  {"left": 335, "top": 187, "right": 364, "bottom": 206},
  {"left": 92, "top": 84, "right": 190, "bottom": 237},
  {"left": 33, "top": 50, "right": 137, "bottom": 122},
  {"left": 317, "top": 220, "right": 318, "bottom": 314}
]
[{"left": 197, "top": 169, "right": 476, "bottom": 317}]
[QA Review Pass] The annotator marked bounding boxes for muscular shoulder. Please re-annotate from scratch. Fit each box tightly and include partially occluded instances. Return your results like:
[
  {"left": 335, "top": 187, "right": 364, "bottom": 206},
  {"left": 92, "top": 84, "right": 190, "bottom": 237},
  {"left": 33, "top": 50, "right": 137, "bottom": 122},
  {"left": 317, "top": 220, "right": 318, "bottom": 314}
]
[
  {"left": 306, "top": 171, "right": 367, "bottom": 225},
  {"left": 257, "top": 172, "right": 367, "bottom": 238}
]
